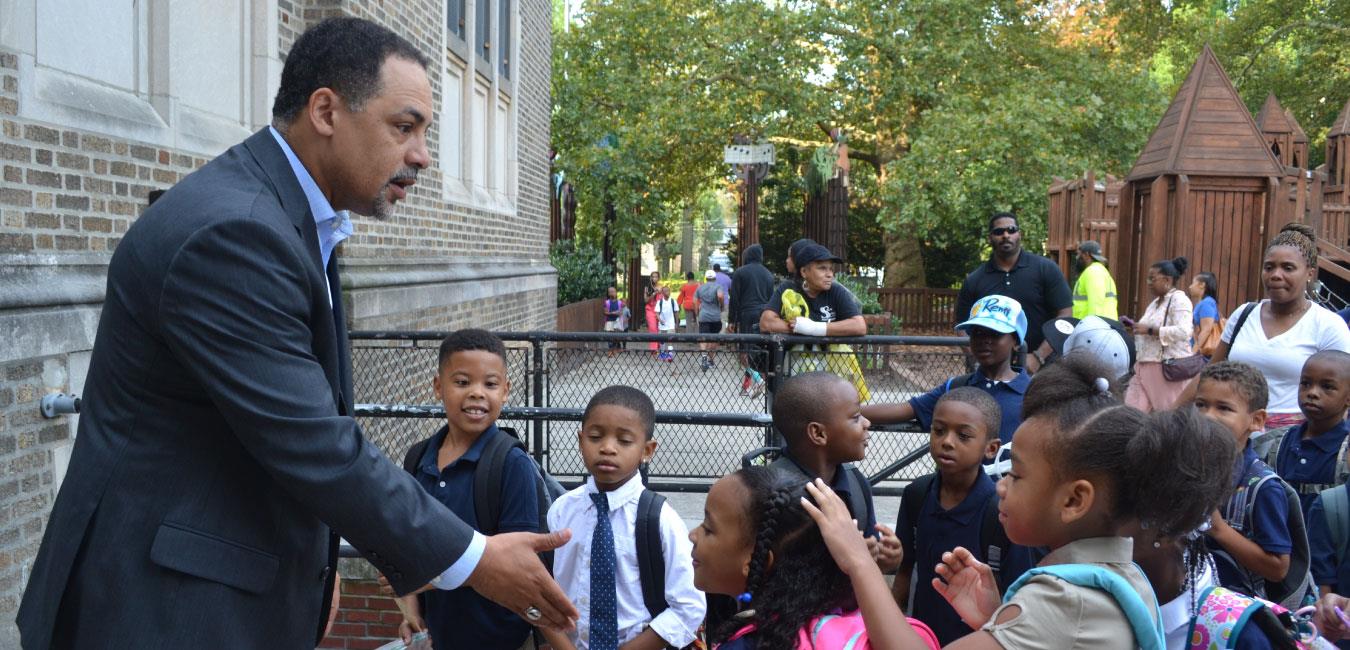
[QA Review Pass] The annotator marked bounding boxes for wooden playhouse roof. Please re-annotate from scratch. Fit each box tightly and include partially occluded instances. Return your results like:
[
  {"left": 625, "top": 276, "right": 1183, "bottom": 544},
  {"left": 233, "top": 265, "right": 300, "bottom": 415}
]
[
  {"left": 1288, "top": 109, "right": 1308, "bottom": 144},
  {"left": 1332, "top": 98, "right": 1350, "bottom": 137},
  {"left": 1126, "top": 45, "right": 1282, "bottom": 181},
  {"left": 1255, "top": 94, "right": 1294, "bottom": 134}
]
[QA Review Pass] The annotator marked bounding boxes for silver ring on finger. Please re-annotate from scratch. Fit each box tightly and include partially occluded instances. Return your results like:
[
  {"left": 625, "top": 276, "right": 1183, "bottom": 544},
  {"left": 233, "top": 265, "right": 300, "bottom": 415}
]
[{"left": 524, "top": 605, "right": 543, "bottom": 622}]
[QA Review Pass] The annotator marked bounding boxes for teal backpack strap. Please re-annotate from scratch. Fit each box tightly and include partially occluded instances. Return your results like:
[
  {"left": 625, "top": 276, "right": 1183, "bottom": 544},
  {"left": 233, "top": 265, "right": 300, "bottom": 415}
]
[
  {"left": 1323, "top": 485, "right": 1350, "bottom": 567},
  {"left": 1004, "top": 563, "right": 1165, "bottom": 650}
]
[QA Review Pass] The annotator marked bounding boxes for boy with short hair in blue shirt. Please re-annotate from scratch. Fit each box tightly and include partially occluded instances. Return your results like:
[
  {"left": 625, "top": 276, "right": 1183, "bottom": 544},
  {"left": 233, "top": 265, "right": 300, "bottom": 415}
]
[
  {"left": 891, "top": 387, "right": 1027, "bottom": 644},
  {"left": 1195, "top": 361, "right": 1295, "bottom": 599},
  {"left": 1272, "top": 350, "right": 1350, "bottom": 518},
  {"left": 864, "top": 294, "right": 1030, "bottom": 445},
  {"left": 396, "top": 329, "right": 541, "bottom": 649}
]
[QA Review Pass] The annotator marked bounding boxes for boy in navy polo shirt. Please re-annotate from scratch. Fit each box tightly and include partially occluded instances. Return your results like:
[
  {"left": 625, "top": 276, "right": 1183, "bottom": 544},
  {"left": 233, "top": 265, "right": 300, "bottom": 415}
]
[
  {"left": 1272, "top": 350, "right": 1350, "bottom": 519},
  {"left": 769, "top": 371, "right": 903, "bottom": 572},
  {"left": 396, "top": 329, "right": 540, "bottom": 649},
  {"left": 892, "top": 387, "right": 1027, "bottom": 644},
  {"left": 1195, "top": 362, "right": 1295, "bottom": 600},
  {"left": 864, "top": 294, "right": 1030, "bottom": 445}
]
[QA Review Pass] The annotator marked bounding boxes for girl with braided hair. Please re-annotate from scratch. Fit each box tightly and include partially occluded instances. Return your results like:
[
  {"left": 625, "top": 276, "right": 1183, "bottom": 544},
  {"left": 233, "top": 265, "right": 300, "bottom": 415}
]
[
  {"left": 690, "top": 466, "right": 938, "bottom": 649},
  {"left": 1205, "top": 223, "right": 1350, "bottom": 428}
]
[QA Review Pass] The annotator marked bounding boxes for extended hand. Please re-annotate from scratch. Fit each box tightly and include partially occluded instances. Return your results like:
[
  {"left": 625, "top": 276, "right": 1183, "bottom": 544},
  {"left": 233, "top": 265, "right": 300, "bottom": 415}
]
[
  {"left": 800, "top": 478, "right": 873, "bottom": 576},
  {"left": 873, "top": 524, "right": 904, "bottom": 573},
  {"left": 1315, "top": 593, "right": 1350, "bottom": 642},
  {"left": 933, "top": 546, "right": 1001, "bottom": 630},
  {"left": 466, "top": 530, "right": 579, "bottom": 631}
]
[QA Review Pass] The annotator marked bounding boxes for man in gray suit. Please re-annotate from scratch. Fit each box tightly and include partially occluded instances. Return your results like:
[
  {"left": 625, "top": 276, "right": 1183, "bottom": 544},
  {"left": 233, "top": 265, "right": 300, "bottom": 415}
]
[{"left": 17, "top": 17, "right": 577, "bottom": 648}]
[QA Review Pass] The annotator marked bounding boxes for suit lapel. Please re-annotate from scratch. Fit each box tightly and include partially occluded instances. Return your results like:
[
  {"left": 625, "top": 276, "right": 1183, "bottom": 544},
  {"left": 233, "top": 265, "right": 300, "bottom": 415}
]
[{"left": 241, "top": 129, "right": 345, "bottom": 409}]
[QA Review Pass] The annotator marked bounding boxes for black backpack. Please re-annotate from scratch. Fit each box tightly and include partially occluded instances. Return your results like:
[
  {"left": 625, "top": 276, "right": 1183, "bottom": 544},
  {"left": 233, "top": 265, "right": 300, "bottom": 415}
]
[
  {"left": 1209, "top": 456, "right": 1314, "bottom": 609},
  {"left": 766, "top": 455, "right": 872, "bottom": 537},
  {"left": 402, "top": 428, "right": 673, "bottom": 619},
  {"left": 900, "top": 473, "right": 1014, "bottom": 592}
]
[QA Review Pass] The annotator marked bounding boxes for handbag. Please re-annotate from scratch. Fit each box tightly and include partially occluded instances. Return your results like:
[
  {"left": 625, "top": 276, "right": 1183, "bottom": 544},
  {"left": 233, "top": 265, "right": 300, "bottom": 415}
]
[{"left": 1159, "top": 292, "right": 1204, "bottom": 381}]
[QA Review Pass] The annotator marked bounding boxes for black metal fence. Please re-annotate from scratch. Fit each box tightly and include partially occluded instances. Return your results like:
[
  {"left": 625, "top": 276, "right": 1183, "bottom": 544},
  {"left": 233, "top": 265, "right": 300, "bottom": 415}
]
[{"left": 351, "top": 331, "right": 970, "bottom": 495}]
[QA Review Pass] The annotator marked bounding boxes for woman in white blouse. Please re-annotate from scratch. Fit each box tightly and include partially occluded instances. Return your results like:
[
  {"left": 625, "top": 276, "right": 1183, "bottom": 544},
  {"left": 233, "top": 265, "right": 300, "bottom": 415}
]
[
  {"left": 1125, "top": 256, "right": 1194, "bottom": 412},
  {"left": 1208, "top": 223, "right": 1350, "bottom": 429}
]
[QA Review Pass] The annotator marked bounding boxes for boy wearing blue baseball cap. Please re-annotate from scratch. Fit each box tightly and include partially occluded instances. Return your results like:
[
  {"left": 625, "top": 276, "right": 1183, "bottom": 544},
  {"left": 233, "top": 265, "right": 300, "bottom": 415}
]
[{"left": 863, "top": 295, "right": 1032, "bottom": 445}]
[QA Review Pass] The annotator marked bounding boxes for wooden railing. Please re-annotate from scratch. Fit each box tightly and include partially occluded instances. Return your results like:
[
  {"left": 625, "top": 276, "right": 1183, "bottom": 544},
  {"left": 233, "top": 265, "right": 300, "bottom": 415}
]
[{"left": 874, "top": 288, "right": 961, "bottom": 333}]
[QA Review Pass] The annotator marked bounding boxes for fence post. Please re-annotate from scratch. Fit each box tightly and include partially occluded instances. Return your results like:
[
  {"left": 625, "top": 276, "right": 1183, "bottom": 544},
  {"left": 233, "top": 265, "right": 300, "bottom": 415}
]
[
  {"left": 531, "top": 337, "right": 546, "bottom": 464},
  {"left": 764, "top": 337, "right": 786, "bottom": 448}
]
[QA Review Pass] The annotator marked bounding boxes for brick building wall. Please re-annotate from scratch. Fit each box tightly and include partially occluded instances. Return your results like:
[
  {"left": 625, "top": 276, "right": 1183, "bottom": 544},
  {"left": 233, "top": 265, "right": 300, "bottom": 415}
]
[{"left": 0, "top": 0, "right": 555, "bottom": 646}]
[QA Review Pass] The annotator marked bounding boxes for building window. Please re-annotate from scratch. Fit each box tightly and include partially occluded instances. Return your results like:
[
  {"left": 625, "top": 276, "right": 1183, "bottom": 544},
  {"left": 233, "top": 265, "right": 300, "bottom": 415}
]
[
  {"left": 447, "top": 0, "right": 466, "bottom": 43},
  {"left": 442, "top": 0, "right": 518, "bottom": 211}
]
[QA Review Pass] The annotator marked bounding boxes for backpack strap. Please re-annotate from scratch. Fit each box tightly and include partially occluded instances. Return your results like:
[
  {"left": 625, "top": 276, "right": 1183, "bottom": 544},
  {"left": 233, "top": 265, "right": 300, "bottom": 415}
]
[
  {"left": 1321, "top": 485, "right": 1350, "bottom": 568},
  {"left": 981, "top": 492, "right": 1013, "bottom": 592},
  {"left": 636, "top": 489, "right": 668, "bottom": 619},
  {"left": 843, "top": 464, "right": 873, "bottom": 537},
  {"left": 1004, "top": 564, "right": 1165, "bottom": 650},
  {"left": 900, "top": 474, "right": 937, "bottom": 539},
  {"left": 1240, "top": 467, "right": 1315, "bottom": 609},
  {"left": 1232, "top": 301, "right": 1259, "bottom": 342},
  {"left": 402, "top": 435, "right": 434, "bottom": 476},
  {"left": 473, "top": 428, "right": 525, "bottom": 536}
]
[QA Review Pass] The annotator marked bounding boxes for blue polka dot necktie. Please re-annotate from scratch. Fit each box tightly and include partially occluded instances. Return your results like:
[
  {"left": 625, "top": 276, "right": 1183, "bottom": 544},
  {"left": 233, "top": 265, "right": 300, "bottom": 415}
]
[{"left": 590, "top": 491, "right": 618, "bottom": 650}]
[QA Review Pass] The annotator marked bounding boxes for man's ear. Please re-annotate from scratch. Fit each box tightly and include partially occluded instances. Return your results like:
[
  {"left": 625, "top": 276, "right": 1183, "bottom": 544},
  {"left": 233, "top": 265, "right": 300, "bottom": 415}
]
[
  {"left": 805, "top": 422, "right": 829, "bottom": 448},
  {"left": 1059, "top": 478, "right": 1096, "bottom": 525},
  {"left": 307, "top": 88, "right": 340, "bottom": 137}
]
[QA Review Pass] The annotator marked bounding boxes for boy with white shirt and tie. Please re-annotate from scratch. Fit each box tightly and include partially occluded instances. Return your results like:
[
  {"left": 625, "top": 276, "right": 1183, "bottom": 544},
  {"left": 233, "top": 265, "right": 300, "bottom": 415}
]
[{"left": 541, "top": 386, "right": 705, "bottom": 650}]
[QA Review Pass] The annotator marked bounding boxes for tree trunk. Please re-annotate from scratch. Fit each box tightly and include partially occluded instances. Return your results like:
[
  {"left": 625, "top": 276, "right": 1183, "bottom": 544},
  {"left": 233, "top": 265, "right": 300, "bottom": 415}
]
[
  {"left": 882, "top": 229, "right": 927, "bottom": 288},
  {"left": 680, "top": 205, "right": 695, "bottom": 274}
]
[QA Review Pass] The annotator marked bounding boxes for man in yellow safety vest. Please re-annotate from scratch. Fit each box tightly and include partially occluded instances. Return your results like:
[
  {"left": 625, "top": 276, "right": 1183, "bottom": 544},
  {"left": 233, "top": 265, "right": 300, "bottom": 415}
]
[{"left": 1072, "top": 240, "right": 1118, "bottom": 320}]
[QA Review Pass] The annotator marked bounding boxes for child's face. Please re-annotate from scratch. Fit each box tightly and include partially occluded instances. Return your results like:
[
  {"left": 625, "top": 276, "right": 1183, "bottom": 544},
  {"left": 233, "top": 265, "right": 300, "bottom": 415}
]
[
  {"left": 578, "top": 404, "right": 657, "bottom": 492},
  {"left": 996, "top": 416, "right": 1063, "bottom": 547},
  {"left": 930, "top": 400, "right": 1000, "bottom": 474},
  {"left": 1298, "top": 357, "right": 1350, "bottom": 429},
  {"left": 689, "top": 474, "right": 755, "bottom": 595},
  {"left": 1194, "top": 378, "right": 1263, "bottom": 447},
  {"left": 967, "top": 325, "right": 1016, "bottom": 369},
  {"left": 433, "top": 350, "right": 510, "bottom": 436},
  {"left": 608, "top": 287, "right": 617, "bottom": 299},
  {"left": 661, "top": 286, "right": 671, "bottom": 297},
  {"left": 819, "top": 380, "right": 870, "bottom": 463},
  {"left": 800, "top": 260, "right": 835, "bottom": 292}
]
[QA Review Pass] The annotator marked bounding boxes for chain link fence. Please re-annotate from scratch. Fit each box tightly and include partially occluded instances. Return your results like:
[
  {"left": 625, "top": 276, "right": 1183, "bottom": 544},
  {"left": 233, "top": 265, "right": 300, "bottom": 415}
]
[{"left": 351, "top": 331, "right": 970, "bottom": 494}]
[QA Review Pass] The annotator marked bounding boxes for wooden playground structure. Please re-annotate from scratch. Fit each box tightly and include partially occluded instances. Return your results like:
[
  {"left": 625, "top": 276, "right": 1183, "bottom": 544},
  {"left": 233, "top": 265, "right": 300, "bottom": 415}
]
[{"left": 1046, "top": 45, "right": 1350, "bottom": 318}]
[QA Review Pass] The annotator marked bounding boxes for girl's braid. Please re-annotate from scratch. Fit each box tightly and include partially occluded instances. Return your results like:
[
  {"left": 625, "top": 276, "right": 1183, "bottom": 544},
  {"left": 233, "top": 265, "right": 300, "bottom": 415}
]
[{"left": 743, "top": 486, "right": 794, "bottom": 601}]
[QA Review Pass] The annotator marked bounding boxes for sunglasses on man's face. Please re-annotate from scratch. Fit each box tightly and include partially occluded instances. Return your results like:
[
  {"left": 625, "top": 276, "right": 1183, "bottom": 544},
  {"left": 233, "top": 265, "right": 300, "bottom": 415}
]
[{"left": 990, "top": 226, "right": 1019, "bottom": 236}]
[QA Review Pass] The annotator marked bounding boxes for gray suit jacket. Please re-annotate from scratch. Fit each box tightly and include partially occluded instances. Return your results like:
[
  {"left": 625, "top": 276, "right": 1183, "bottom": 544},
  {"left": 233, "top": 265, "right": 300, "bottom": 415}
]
[{"left": 17, "top": 129, "right": 475, "bottom": 648}]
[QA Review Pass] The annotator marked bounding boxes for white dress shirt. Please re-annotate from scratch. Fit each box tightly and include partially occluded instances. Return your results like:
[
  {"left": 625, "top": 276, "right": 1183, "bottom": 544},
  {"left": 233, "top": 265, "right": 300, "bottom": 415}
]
[{"left": 547, "top": 473, "right": 705, "bottom": 648}]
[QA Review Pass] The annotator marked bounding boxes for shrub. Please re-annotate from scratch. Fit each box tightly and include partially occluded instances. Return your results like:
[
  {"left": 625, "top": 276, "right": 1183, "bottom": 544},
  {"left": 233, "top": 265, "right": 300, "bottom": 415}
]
[
  {"left": 837, "top": 275, "right": 883, "bottom": 315},
  {"left": 550, "top": 240, "right": 613, "bottom": 307}
]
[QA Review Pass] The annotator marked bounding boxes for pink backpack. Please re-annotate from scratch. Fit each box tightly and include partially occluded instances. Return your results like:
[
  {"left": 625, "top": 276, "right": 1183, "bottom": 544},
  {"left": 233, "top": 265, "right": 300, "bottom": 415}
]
[{"left": 720, "top": 609, "right": 940, "bottom": 649}]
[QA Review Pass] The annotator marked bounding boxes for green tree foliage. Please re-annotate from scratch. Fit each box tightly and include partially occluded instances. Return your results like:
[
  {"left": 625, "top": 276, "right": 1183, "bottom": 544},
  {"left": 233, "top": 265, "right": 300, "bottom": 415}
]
[
  {"left": 553, "top": 0, "right": 1346, "bottom": 289},
  {"left": 1109, "top": 0, "right": 1350, "bottom": 167}
]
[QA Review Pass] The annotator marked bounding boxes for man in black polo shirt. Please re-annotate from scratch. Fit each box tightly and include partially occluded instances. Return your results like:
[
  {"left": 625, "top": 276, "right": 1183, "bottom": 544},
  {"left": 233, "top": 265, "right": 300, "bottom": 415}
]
[{"left": 955, "top": 212, "right": 1072, "bottom": 373}]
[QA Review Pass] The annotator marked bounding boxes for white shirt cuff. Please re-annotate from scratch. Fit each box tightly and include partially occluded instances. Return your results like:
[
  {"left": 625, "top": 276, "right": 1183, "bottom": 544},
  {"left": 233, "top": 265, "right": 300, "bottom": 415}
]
[{"left": 430, "top": 531, "right": 487, "bottom": 590}]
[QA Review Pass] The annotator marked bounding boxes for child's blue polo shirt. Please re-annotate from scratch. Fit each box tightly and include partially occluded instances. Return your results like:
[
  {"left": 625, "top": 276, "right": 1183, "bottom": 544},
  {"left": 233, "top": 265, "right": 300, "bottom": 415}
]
[
  {"left": 411, "top": 423, "right": 541, "bottom": 649},
  {"left": 1309, "top": 484, "right": 1350, "bottom": 595},
  {"left": 908, "top": 369, "right": 1030, "bottom": 444},
  {"left": 1274, "top": 420, "right": 1349, "bottom": 517},
  {"left": 896, "top": 470, "right": 997, "bottom": 644},
  {"left": 1209, "top": 445, "right": 1293, "bottom": 593}
]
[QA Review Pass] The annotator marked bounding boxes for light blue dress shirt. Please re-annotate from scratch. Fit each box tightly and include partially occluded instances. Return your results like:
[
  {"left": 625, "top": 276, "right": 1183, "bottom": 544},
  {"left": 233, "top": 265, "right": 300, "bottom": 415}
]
[{"left": 265, "top": 127, "right": 486, "bottom": 590}]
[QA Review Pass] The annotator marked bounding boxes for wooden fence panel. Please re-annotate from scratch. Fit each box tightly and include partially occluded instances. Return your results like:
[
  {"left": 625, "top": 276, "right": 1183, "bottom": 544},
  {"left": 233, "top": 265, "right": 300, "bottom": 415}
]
[{"left": 875, "top": 288, "right": 961, "bottom": 333}]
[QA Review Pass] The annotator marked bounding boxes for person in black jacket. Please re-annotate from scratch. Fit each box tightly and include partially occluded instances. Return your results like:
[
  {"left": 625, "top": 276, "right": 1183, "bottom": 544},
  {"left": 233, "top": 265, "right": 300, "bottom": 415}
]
[{"left": 729, "top": 243, "right": 776, "bottom": 395}]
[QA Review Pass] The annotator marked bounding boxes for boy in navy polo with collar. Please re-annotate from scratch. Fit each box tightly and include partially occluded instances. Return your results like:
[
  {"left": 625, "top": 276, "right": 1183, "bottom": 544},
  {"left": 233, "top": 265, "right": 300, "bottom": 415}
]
[
  {"left": 892, "top": 388, "right": 1028, "bottom": 644},
  {"left": 1273, "top": 350, "right": 1350, "bottom": 519},
  {"left": 769, "top": 371, "right": 904, "bottom": 573},
  {"left": 395, "top": 329, "right": 540, "bottom": 649},
  {"left": 863, "top": 294, "right": 1031, "bottom": 445}
]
